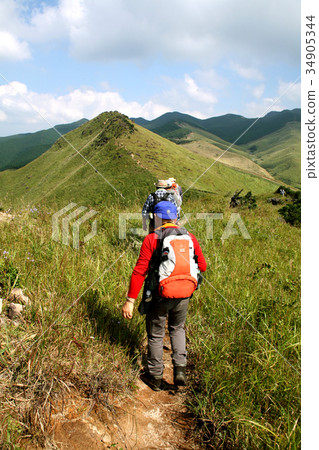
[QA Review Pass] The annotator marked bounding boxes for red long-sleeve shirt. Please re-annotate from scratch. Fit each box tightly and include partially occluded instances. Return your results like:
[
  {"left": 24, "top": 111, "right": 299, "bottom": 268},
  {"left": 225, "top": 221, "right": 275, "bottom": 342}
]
[{"left": 127, "top": 223, "right": 207, "bottom": 299}]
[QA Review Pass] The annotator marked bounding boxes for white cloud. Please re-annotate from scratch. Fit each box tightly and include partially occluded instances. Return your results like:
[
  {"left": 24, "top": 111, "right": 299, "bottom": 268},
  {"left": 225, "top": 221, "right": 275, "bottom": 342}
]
[
  {"left": 0, "top": 31, "right": 31, "bottom": 61},
  {"left": 184, "top": 75, "right": 217, "bottom": 104},
  {"left": 0, "top": 81, "right": 28, "bottom": 96},
  {"left": 252, "top": 85, "right": 265, "bottom": 99},
  {"left": 230, "top": 62, "right": 264, "bottom": 81},
  {"left": 152, "top": 73, "right": 218, "bottom": 118},
  {"left": 194, "top": 69, "right": 229, "bottom": 90},
  {"left": 2, "top": 0, "right": 300, "bottom": 65},
  {"left": 0, "top": 81, "right": 170, "bottom": 135},
  {"left": 64, "top": 0, "right": 300, "bottom": 65},
  {"left": 0, "top": 74, "right": 220, "bottom": 135},
  {"left": 278, "top": 80, "right": 301, "bottom": 103},
  {"left": 244, "top": 99, "right": 284, "bottom": 118},
  {"left": 243, "top": 77, "right": 301, "bottom": 118}
]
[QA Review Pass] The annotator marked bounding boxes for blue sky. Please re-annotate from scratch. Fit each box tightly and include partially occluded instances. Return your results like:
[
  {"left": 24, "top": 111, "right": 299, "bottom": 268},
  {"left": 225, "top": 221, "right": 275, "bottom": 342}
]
[{"left": 0, "top": 0, "right": 301, "bottom": 136}]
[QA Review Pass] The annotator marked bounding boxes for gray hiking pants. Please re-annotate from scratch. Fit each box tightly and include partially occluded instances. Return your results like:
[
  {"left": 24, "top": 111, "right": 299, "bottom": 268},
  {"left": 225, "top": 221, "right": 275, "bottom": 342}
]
[{"left": 146, "top": 297, "right": 190, "bottom": 378}]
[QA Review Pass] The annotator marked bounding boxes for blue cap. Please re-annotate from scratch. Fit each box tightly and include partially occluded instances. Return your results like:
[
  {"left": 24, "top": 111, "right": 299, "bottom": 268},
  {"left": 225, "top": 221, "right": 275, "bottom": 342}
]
[{"left": 154, "top": 201, "right": 177, "bottom": 219}]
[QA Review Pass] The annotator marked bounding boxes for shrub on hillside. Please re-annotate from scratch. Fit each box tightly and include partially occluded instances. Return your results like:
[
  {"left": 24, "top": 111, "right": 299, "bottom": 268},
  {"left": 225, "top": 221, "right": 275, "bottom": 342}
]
[
  {"left": 278, "top": 190, "right": 301, "bottom": 226},
  {"left": 230, "top": 190, "right": 257, "bottom": 209}
]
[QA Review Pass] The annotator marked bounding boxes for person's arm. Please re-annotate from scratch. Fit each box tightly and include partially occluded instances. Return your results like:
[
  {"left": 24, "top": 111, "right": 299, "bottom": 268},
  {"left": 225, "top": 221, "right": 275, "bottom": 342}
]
[
  {"left": 190, "top": 233, "right": 207, "bottom": 272},
  {"left": 122, "top": 297, "right": 135, "bottom": 319},
  {"left": 122, "top": 234, "right": 156, "bottom": 319}
]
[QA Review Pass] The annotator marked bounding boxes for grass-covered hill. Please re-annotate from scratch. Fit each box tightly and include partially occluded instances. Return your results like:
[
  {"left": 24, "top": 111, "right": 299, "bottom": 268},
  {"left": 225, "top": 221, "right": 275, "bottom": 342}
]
[
  {"left": 133, "top": 108, "right": 301, "bottom": 145},
  {"left": 0, "top": 111, "right": 280, "bottom": 209},
  {"left": 0, "top": 111, "right": 300, "bottom": 448},
  {"left": 133, "top": 109, "right": 301, "bottom": 188},
  {"left": 162, "top": 121, "right": 275, "bottom": 181},
  {"left": 241, "top": 122, "right": 301, "bottom": 188},
  {"left": 0, "top": 118, "right": 88, "bottom": 172}
]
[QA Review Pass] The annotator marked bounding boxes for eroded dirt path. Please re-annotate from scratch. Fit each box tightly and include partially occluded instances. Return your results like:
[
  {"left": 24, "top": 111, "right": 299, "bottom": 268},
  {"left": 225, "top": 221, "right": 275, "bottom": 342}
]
[{"left": 49, "top": 330, "right": 200, "bottom": 449}]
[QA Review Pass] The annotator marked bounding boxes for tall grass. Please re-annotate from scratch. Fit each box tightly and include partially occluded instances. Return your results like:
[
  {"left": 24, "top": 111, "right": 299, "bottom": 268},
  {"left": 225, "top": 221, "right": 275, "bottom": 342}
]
[
  {"left": 183, "top": 195, "right": 300, "bottom": 448},
  {"left": 0, "top": 203, "right": 145, "bottom": 447},
  {"left": 0, "top": 193, "right": 300, "bottom": 448}
]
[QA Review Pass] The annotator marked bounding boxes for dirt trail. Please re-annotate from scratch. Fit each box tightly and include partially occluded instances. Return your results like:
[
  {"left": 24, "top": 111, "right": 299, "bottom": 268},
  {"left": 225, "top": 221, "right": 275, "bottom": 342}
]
[{"left": 50, "top": 330, "right": 200, "bottom": 449}]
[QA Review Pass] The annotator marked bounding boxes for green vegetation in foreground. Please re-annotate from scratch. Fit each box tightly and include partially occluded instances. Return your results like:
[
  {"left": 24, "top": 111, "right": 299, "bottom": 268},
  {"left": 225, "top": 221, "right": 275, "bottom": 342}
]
[
  {"left": 0, "top": 112, "right": 279, "bottom": 209},
  {"left": 0, "top": 119, "right": 88, "bottom": 172},
  {"left": 0, "top": 191, "right": 300, "bottom": 448}
]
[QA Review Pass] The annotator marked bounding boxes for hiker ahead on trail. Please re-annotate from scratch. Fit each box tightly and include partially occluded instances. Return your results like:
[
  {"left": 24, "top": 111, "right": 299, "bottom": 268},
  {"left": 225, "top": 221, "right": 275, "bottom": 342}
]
[
  {"left": 122, "top": 201, "right": 207, "bottom": 391},
  {"left": 168, "top": 177, "right": 183, "bottom": 205},
  {"left": 142, "top": 179, "right": 180, "bottom": 231}
]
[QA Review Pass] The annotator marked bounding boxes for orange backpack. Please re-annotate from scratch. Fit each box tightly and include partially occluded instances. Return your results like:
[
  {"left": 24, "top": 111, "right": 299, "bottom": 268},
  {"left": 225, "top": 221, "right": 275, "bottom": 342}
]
[{"left": 154, "top": 226, "right": 199, "bottom": 299}]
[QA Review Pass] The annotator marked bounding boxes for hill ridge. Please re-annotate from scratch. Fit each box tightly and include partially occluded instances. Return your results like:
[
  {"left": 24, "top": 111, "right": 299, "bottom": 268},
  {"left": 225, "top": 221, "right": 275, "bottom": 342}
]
[
  {"left": 0, "top": 118, "right": 88, "bottom": 172},
  {"left": 0, "top": 111, "right": 280, "bottom": 208},
  {"left": 132, "top": 108, "right": 301, "bottom": 144}
]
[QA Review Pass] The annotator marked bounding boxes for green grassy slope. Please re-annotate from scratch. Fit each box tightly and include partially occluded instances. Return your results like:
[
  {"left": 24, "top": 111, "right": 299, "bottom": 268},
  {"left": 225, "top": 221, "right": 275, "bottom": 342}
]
[
  {"left": 163, "top": 122, "right": 276, "bottom": 181},
  {"left": 0, "top": 111, "right": 300, "bottom": 448},
  {"left": 240, "top": 122, "right": 301, "bottom": 188},
  {"left": 0, "top": 118, "right": 88, "bottom": 172},
  {"left": 134, "top": 111, "right": 300, "bottom": 188},
  {"left": 0, "top": 112, "right": 279, "bottom": 209},
  {"left": 133, "top": 108, "right": 301, "bottom": 144}
]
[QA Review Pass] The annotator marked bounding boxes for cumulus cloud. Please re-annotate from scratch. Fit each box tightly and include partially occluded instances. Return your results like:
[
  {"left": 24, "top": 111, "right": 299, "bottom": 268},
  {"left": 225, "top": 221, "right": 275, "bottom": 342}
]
[
  {"left": 64, "top": 0, "right": 300, "bottom": 65},
  {"left": 193, "top": 69, "right": 229, "bottom": 90},
  {"left": 252, "top": 84, "right": 265, "bottom": 99},
  {"left": 152, "top": 73, "right": 218, "bottom": 118},
  {"left": 0, "top": 71, "right": 222, "bottom": 135},
  {"left": 0, "top": 0, "right": 31, "bottom": 61},
  {"left": 1, "top": 0, "right": 300, "bottom": 65},
  {"left": 230, "top": 62, "right": 264, "bottom": 81},
  {"left": 243, "top": 78, "right": 300, "bottom": 118},
  {"left": 184, "top": 75, "right": 217, "bottom": 104},
  {"left": 0, "top": 81, "right": 170, "bottom": 135},
  {"left": 0, "top": 31, "right": 31, "bottom": 61}
]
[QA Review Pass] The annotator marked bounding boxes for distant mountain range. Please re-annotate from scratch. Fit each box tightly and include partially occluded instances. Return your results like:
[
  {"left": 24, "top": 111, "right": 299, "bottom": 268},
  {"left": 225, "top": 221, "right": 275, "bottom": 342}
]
[
  {"left": 0, "top": 118, "right": 88, "bottom": 171},
  {"left": 132, "top": 109, "right": 301, "bottom": 145},
  {"left": 0, "top": 108, "right": 300, "bottom": 197},
  {"left": 0, "top": 111, "right": 280, "bottom": 208},
  {"left": 132, "top": 109, "right": 301, "bottom": 188}
]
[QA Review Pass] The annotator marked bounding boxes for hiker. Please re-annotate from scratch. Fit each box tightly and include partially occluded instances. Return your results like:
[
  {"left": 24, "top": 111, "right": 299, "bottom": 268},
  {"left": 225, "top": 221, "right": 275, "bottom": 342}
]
[
  {"left": 142, "top": 179, "right": 180, "bottom": 232},
  {"left": 279, "top": 188, "right": 286, "bottom": 196},
  {"left": 168, "top": 177, "right": 183, "bottom": 205},
  {"left": 122, "top": 201, "right": 207, "bottom": 391}
]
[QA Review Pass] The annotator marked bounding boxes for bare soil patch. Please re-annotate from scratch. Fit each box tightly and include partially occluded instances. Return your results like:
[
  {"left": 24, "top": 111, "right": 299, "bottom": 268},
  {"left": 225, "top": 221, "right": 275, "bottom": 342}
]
[{"left": 39, "top": 330, "right": 201, "bottom": 449}]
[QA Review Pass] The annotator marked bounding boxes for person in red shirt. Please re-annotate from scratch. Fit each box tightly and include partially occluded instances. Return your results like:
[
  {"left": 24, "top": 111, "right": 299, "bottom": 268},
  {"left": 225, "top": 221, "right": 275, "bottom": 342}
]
[{"left": 122, "top": 201, "right": 207, "bottom": 391}]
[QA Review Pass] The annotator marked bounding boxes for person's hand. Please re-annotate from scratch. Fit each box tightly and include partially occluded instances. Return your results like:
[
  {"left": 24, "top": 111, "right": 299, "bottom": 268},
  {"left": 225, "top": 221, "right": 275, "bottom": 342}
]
[{"left": 122, "top": 299, "right": 134, "bottom": 319}]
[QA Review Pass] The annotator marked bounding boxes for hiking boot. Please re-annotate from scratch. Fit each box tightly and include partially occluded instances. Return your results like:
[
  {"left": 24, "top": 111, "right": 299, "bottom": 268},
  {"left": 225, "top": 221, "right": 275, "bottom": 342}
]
[
  {"left": 174, "top": 365, "right": 186, "bottom": 386},
  {"left": 140, "top": 371, "right": 163, "bottom": 391}
]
